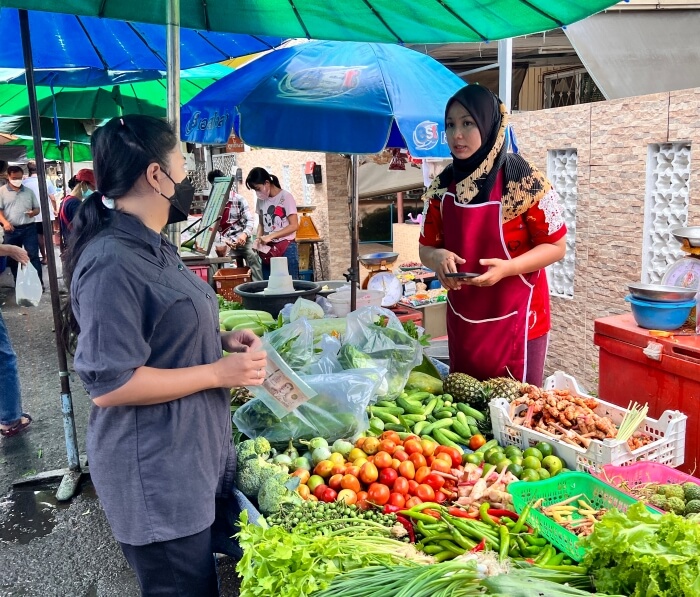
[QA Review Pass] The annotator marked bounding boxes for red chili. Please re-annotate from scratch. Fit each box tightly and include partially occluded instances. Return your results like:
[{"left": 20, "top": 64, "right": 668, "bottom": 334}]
[
  {"left": 469, "top": 538, "right": 486, "bottom": 553},
  {"left": 448, "top": 507, "right": 478, "bottom": 519},
  {"left": 396, "top": 514, "right": 416, "bottom": 543},
  {"left": 488, "top": 509, "right": 519, "bottom": 521},
  {"left": 383, "top": 504, "right": 402, "bottom": 514}
]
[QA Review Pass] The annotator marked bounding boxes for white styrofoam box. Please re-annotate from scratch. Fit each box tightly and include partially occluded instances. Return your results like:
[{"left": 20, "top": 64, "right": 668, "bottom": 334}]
[{"left": 490, "top": 371, "right": 686, "bottom": 474}]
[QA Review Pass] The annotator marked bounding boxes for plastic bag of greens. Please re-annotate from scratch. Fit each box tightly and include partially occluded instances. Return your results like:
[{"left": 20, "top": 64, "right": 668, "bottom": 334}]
[
  {"left": 264, "top": 319, "right": 314, "bottom": 371},
  {"left": 233, "top": 369, "right": 382, "bottom": 445},
  {"left": 305, "top": 334, "right": 343, "bottom": 375},
  {"left": 343, "top": 306, "right": 423, "bottom": 400}
]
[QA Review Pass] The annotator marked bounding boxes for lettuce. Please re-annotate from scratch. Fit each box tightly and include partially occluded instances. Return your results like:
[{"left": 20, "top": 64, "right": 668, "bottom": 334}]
[{"left": 582, "top": 502, "right": 700, "bottom": 597}]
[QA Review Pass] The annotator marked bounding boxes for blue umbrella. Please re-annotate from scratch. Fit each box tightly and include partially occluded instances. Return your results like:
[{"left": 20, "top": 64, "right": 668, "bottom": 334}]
[
  {"left": 180, "top": 41, "right": 464, "bottom": 158},
  {"left": 0, "top": 8, "right": 282, "bottom": 86}
]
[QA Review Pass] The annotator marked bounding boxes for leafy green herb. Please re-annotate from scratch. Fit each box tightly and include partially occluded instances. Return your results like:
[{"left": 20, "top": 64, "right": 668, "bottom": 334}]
[
  {"left": 217, "top": 295, "right": 244, "bottom": 311},
  {"left": 401, "top": 319, "right": 431, "bottom": 347}
]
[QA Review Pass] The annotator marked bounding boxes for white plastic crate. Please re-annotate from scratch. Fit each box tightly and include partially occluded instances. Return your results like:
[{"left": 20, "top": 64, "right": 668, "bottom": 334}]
[{"left": 489, "top": 371, "right": 686, "bottom": 474}]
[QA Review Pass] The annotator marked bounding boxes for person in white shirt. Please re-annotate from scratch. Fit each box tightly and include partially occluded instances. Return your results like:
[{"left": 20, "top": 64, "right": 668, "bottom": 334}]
[{"left": 23, "top": 161, "right": 57, "bottom": 265}]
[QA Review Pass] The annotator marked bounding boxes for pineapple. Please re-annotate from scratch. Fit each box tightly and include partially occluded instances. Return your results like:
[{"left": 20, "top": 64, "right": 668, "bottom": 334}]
[
  {"left": 443, "top": 373, "right": 485, "bottom": 408},
  {"left": 483, "top": 377, "right": 525, "bottom": 403}
]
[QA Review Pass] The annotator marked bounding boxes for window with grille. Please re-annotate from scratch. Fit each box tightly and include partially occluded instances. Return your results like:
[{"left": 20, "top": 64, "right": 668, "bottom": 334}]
[{"left": 544, "top": 69, "right": 604, "bottom": 109}]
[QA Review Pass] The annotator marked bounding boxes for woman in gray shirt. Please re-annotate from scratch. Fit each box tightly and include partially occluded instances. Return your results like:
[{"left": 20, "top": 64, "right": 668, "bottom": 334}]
[{"left": 63, "top": 115, "right": 267, "bottom": 597}]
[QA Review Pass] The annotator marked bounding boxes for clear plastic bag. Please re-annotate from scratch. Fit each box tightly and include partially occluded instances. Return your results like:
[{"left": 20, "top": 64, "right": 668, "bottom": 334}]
[
  {"left": 15, "top": 264, "right": 42, "bottom": 307},
  {"left": 233, "top": 369, "right": 381, "bottom": 445},
  {"left": 344, "top": 306, "right": 423, "bottom": 400},
  {"left": 305, "top": 334, "right": 343, "bottom": 375},
  {"left": 264, "top": 319, "right": 314, "bottom": 371}
]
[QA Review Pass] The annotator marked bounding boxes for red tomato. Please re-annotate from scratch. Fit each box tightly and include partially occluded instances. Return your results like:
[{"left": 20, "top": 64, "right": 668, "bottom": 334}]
[
  {"left": 403, "top": 439, "right": 423, "bottom": 455},
  {"left": 420, "top": 439, "right": 437, "bottom": 457},
  {"left": 405, "top": 496, "right": 423, "bottom": 508},
  {"left": 378, "top": 439, "right": 397, "bottom": 455},
  {"left": 393, "top": 477, "right": 409, "bottom": 496},
  {"left": 435, "top": 446, "right": 462, "bottom": 468},
  {"left": 407, "top": 480, "right": 420, "bottom": 496},
  {"left": 388, "top": 492, "right": 406, "bottom": 509},
  {"left": 340, "top": 474, "right": 361, "bottom": 493},
  {"left": 393, "top": 449, "right": 409, "bottom": 462},
  {"left": 336, "top": 489, "right": 357, "bottom": 505},
  {"left": 328, "top": 473, "right": 344, "bottom": 491},
  {"left": 378, "top": 467, "right": 398, "bottom": 488},
  {"left": 403, "top": 434, "right": 421, "bottom": 443},
  {"left": 415, "top": 484, "right": 436, "bottom": 502},
  {"left": 424, "top": 473, "right": 445, "bottom": 492},
  {"left": 435, "top": 490, "right": 448, "bottom": 504},
  {"left": 356, "top": 491, "right": 370, "bottom": 510},
  {"left": 431, "top": 458, "right": 452, "bottom": 474},
  {"left": 409, "top": 452, "right": 427, "bottom": 470},
  {"left": 434, "top": 452, "right": 453, "bottom": 465},
  {"left": 391, "top": 458, "right": 401, "bottom": 471},
  {"left": 398, "top": 460, "right": 416, "bottom": 480},
  {"left": 414, "top": 465, "right": 432, "bottom": 485},
  {"left": 321, "top": 487, "right": 338, "bottom": 503},
  {"left": 373, "top": 451, "right": 393, "bottom": 469},
  {"left": 380, "top": 430, "right": 401, "bottom": 444},
  {"left": 367, "top": 483, "right": 391, "bottom": 506},
  {"left": 313, "top": 484, "right": 329, "bottom": 500},
  {"left": 359, "top": 462, "right": 379, "bottom": 485}
]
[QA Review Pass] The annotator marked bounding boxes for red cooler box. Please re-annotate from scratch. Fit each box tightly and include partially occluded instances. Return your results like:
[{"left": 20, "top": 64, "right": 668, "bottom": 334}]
[{"left": 594, "top": 313, "right": 700, "bottom": 473}]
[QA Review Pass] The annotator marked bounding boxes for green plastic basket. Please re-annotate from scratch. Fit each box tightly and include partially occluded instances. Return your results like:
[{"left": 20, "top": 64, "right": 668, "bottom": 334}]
[{"left": 508, "top": 472, "right": 647, "bottom": 562}]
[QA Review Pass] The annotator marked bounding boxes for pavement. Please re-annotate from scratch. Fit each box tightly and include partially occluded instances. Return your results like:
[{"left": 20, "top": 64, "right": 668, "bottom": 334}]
[{"left": 0, "top": 256, "right": 240, "bottom": 596}]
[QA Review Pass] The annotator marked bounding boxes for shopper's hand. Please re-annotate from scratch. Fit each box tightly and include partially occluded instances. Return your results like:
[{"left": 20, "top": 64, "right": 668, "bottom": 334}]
[
  {"left": 468, "top": 258, "right": 514, "bottom": 287},
  {"left": 214, "top": 349, "right": 268, "bottom": 388},
  {"left": 434, "top": 248, "right": 466, "bottom": 291},
  {"left": 260, "top": 235, "right": 274, "bottom": 244},
  {"left": 236, "top": 234, "right": 247, "bottom": 246},
  {"left": 2, "top": 221, "right": 13, "bottom": 232},
  {"left": 1, "top": 245, "right": 28, "bottom": 264},
  {"left": 222, "top": 329, "right": 263, "bottom": 353}
]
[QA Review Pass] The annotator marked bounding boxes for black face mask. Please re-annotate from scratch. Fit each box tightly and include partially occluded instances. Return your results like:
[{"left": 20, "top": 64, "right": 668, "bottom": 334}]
[{"left": 159, "top": 171, "right": 195, "bottom": 224}]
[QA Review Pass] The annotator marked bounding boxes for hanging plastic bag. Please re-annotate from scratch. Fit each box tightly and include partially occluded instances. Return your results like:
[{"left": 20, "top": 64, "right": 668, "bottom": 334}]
[
  {"left": 343, "top": 306, "right": 423, "bottom": 400},
  {"left": 264, "top": 319, "right": 314, "bottom": 372},
  {"left": 305, "top": 334, "right": 343, "bottom": 375},
  {"left": 15, "top": 264, "right": 42, "bottom": 307}
]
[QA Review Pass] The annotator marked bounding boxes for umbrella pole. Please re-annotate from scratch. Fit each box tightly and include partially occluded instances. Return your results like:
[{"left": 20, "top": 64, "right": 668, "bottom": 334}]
[
  {"left": 69, "top": 141, "right": 74, "bottom": 179},
  {"left": 164, "top": 0, "right": 182, "bottom": 251},
  {"left": 349, "top": 155, "right": 360, "bottom": 311},
  {"left": 18, "top": 9, "right": 83, "bottom": 501}
]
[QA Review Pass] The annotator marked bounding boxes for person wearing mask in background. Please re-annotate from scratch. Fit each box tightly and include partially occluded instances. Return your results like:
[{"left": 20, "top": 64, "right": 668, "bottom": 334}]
[
  {"left": 64, "top": 115, "right": 267, "bottom": 597},
  {"left": 245, "top": 167, "right": 299, "bottom": 280},
  {"left": 0, "top": 244, "right": 32, "bottom": 438},
  {"left": 0, "top": 161, "right": 8, "bottom": 187},
  {"left": 23, "top": 160, "right": 58, "bottom": 265},
  {"left": 0, "top": 165, "right": 42, "bottom": 288},
  {"left": 207, "top": 169, "right": 262, "bottom": 282},
  {"left": 58, "top": 169, "right": 94, "bottom": 251},
  {"left": 419, "top": 85, "right": 567, "bottom": 387}
]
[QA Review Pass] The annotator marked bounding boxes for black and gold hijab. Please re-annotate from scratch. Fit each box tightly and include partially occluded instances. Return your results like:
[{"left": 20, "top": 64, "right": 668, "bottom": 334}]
[{"left": 423, "top": 85, "right": 553, "bottom": 223}]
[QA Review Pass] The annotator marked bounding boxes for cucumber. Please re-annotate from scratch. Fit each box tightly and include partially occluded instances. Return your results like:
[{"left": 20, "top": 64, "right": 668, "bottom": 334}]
[
  {"left": 413, "top": 421, "right": 428, "bottom": 436},
  {"left": 438, "top": 428, "right": 466, "bottom": 444},
  {"left": 452, "top": 420, "right": 473, "bottom": 441},
  {"left": 422, "top": 397, "right": 439, "bottom": 417},
  {"left": 372, "top": 410, "right": 401, "bottom": 425},
  {"left": 376, "top": 400, "right": 403, "bottom": 409},
  {"left": 434, "top": 409, "right": 454, "bottom": 420},
  {"left": 372, "top": 405, "right": 404, "bottom": 416},
  {"left": 433, "top": 429, "right": 464, "bottom": 453},
  {"left": 383, "top": 423, "right": 405, "bottom": 432},
  {"left": 456, "top": 402, "right": 487, "bottom": 422},
  {"left": 396, "top": 395, "right": 425, "bottom": 415},
  {"left": 405, "top": 391, "right": 432, "bottom": 402},
  {"left": 475, "top": 438, "right": 499, "bottom": 454},
  {"left": 231, "top": 322, "right": 265, "bottom": 335},
  {"left": 469, "top": 425, "right": 480, "bottom": 436},
  {"left": 422, "top": 418, "right": 454, "bottom": 436},
  {"left": 402, "top": 414, "right": 427, "bottom": 423}
]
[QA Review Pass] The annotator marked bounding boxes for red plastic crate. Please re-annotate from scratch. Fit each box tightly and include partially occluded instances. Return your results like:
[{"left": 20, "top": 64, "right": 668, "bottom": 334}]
[{"left": 188, "top": 265, "right": 209, "bottom": 284}]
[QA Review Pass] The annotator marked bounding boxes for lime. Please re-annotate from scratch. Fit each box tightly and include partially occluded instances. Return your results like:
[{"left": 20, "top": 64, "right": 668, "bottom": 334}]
[
  {"left": 537, "top": 468, "right": 551, "bottom": 480},
  {"left": 504, "top": 446, "right": 522, "bottom": 459},
  {"left": 542, "top": 455, "right": 563, "bottom": 475},
  {"left": 495, "top": 458, "right": 513, "bottom": 473},
  {"left": 522, "top": 456, "right": 541, "bottom": 471},
  {"left": 509, "top": 455, "right": 524, "bottom": 467},
  {"left": 484, "top": 447, "right": 503, "bottom": 462},
  {"left": 535, "top": 442, "right": 554, "bottom": 458},
  {"left": 488, "top": 451, "right": 509, "bottom": 466},
  {"left": 520, "top": 468, "right": 540, "bottom": 482},
  {"left": 464, "top": 453, "right": 483, "bottom": 466},
  {"left": 507, "top": 463, "right": 524, "bottom": 478},
  {"left": 523, "top": 447, "right": 544, "bottom": 461}
]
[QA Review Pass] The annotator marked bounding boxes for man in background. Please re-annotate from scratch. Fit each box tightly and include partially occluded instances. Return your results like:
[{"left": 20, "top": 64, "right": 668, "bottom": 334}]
[{"left": 23, "top": 160, "right": 57, "bottom": 265}]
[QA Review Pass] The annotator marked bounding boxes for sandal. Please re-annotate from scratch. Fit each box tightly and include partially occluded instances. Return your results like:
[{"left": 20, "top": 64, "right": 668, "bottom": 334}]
[{"left": 0, "top": 414, "right": 32, "bottom": 438}]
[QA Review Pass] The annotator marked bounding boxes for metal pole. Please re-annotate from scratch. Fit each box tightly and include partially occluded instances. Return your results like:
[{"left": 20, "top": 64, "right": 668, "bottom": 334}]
[
  {"left": 498, "top": 38, "right": 513, "bottom": 112},
  {"left": 69, "top": 141, "right": 75, "bottom": 179},
  {"left": 349, "top": 155, "right": 360, "bottom": 311},
  {"left": 19, "top": 9, "right": 82, "bottom": 500},
  {"left": 165, "top": 0, "right": 182, "bottom": 249}
]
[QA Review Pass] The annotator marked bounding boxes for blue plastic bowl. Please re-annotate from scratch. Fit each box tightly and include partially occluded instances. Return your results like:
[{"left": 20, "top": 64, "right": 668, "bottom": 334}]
[{"left": 625, "top": 295, "right": 695, "bottom": 330}]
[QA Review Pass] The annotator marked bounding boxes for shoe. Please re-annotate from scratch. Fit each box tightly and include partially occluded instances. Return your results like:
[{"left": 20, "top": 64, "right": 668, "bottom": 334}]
[{"left": 0, "top": 414, "right": 32, "bottom": 438}]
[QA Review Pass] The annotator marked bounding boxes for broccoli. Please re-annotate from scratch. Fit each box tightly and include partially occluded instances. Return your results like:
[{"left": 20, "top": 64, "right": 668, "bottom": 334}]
[
  {"left": 685, "top": 499, "right": 700, "bottom": 515},
  {"left": 254, "top": 436, "right": 271, "bottom": 457},
  {"left": 683, "top": 482, "right": 700, "bottom": 502},
  {"left": 666, "top": 496, "right": 686, "bottom": 515},
  {"left": 663, "top": 485, "right": 686, "bottom": 501},
  {"left": 257, "top": 472, "right": 302, "bottom": 515},
  {"left": 235, "top": 455, "right": 283, "bottom": 498},
  {"left": 649, "top": 494, "right": 668, "bottom": 510},
  {"left": 236, "top": 439, "right": 258, "bottom": 462}
]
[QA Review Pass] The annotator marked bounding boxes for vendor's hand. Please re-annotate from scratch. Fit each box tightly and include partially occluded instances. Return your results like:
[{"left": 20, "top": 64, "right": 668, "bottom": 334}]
[
  {"left": 222, "top": 329, "right": 263, "bottom": 353},
  {"left": 434, "top": 248, "right": 467, "bottom": 291},
  {"left": 1, "top": 245, "right": 28, "bottom": 264},
  {"left": 467, "top": 258, "right": 514, "bottom": 287},
  {"left": 214, "top": 349, "right": 268, "bottom": 388},
  {"left": 2, "top": 221, "right": 13, "bottom": 232}
]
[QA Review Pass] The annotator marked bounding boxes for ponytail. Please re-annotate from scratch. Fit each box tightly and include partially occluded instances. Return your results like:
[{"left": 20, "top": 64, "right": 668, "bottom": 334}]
[
  {"left": 245, "top": 167, "right": 282, "bottom": 190},
  {"left": 269, "top": 174, "right": 281, "bottom": 188}
]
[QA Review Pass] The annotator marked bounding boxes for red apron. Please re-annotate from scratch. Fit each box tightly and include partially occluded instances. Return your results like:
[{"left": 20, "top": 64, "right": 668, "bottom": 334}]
[{"left": 442, "top": 173, "right": 537, "bottom": 381}]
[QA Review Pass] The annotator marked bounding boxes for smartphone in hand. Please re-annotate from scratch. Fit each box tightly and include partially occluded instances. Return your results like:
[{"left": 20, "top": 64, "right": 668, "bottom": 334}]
[{"left": 444, "top": 272, "right": 479, "bottom": 279}]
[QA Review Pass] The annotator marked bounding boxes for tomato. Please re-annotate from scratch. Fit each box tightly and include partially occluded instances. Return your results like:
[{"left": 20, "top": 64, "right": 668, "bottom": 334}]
[
  {"left": 403, "top": 439, "right": 423, "bottom": 455},
  {"left": 331, "top": 464, "right": 346, "bottom": 476},
  {"left": 362, "top": 437, "right": 381, "bottom": 455},
  {"left": 380, "top": 430, "right": 401, "bottom": 444},
  {"left": 415, "top": 484, "right": 436, "bottom": 502},
  {"left": 373, "top": 451, "right": 393, "bottom": 469},
  {"left": 348, "top": 448, "right": 367, "bottom": 462},
  {"left": 405, "top": 496, "right": 423, "bottom": 508},
  {"left": 430, "top": 458, "right": 452, "bottom": 474},
  {"left": 321, "top": 487, "right": 337, "bottom": 503},
  {"left": 423, "top": 508, "right": 441, "bottom": 519},
  {"left": 367, "top": 483, "right": 391, "bottom": 506},
  {"left": 393, "top": 449, "right": 409, "bottom": 462},
  {"left": 292, "top": 469, "right": 310, "bottom": 484},
  {"left": 388, "top": 492, "right": 406, "bottom": 509},
  {"left": 424, "top": 473, "right": 445, "bottom": 492},
  {"left": 313, "top": 484, "right": 328, "bottom": 500},
  {"left": 435, "top": 446, "right": 462, "bottom": 468},
  {"left": 359, "top": 461, "right": 379, "bottom": 485},
  {"left": 391, "top": 458, "right": 401, "bottom": 470},
  {"left": 469, "top": 434, "right": 487, "bottom": 451},
  {"left": 435, "top": 490, "right": 448, "bottom": 504},
  {"left": 393, "top": 477, "right": 409, "bottom": 495},
  {"left": 337, "top": 489, "right": 357, "bottom": 505},
  {"left": 297, "top": 484, "right": 311, "bottom": 499},
  {"left": 414, "top": 465, "right": 432, "bottom": 485},
  {"left": 379, "top": 467, "right": 398, "bottom": 488},
  {"left": 398, "top": 460, "right": 415, "bottom": 480},
  {"left": 340, "top": 474, "right": 361, "bottom": 493},
  {"left": 434, "top": 452, "right": 453, "bottom": 465},
  {"left": 404, "top": 434, "right": 421, "bottom": 443},
  {"left": 344, "top": 465, "right": 360, "bottom": 477},
  {"left": 314, "top": 460, "right": 334, "bottom": 478},
  {"left": 407, "top": 479, "right": 420, "bottom": 496},
  {"left": 356, "top": 491, "right": 370, "bottom": 510},
  {"left": 307, "top": 495, "right": 318, "bottom": 502},
  {"left": 420, "top": 439, "right": 437, "bottom": 457},
  {"left": 329, "top": 452, "right": 345, "bottom": 466},
  {"left": 409, "top": 452, "right": 427, "bottom": 470},
  {"left": 378, "top": 439, "right": 397, "bottom": 455},
  {"left": 328, "top": 473, "right": 344, "bottom": 491},
  {"left": 354, "top": 458, "right": 368, "bottom": 469}
]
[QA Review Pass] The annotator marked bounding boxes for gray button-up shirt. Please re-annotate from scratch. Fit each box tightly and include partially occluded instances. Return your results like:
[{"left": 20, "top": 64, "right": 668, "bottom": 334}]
[
  {"left": 71, "top": 212, "right": 232, "bottom": 546},
  {"left": 0, "top": 183, "right": 39, "bottom": 226}
]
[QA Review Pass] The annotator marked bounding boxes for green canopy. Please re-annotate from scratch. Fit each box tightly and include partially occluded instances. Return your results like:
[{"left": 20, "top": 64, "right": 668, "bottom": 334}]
[
  {"left": 8, "top": 139, "right": 92, "bottom": 161},
  {"left": 0, "top": 1, "right": 622, "bottom": 43},
  {"left": 0, "top": 116, "right": 93, "bottom": 142}
]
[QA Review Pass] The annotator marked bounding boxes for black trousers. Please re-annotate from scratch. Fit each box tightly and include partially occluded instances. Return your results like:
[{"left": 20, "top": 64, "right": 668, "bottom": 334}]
[
  {"left": 119, "top": 527, "right": 219, "bottom": 597},
  {"left": 4, "top": 223, "right": 42, "bottom": 284}
]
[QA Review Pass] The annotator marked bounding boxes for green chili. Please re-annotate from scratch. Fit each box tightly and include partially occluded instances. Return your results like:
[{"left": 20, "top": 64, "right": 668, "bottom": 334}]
[
  {"left": 498, "top": 526, "right": 510, "bottom": 562},
  {"left": 511, "top": 503, "right": 532, "bottom": 534}
]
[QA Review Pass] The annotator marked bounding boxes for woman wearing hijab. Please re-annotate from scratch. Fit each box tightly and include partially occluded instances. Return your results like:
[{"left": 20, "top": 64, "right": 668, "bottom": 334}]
[{"left": 419, "top": 85, "right": 567, "bottom": 386}]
